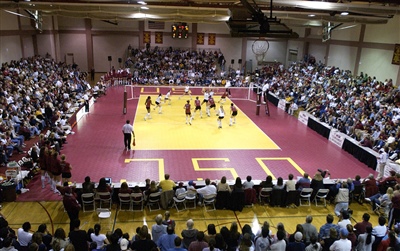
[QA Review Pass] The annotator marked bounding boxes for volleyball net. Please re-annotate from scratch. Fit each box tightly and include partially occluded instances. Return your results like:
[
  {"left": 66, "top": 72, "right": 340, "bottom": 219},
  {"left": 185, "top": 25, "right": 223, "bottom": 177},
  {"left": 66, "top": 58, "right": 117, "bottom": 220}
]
[{"left": 125, "top": 85, "right": 260, "bottom": 102}]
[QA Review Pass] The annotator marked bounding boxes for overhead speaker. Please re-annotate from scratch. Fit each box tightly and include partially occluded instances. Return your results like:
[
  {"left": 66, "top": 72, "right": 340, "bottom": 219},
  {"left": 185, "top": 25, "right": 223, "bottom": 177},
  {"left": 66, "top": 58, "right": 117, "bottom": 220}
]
[
  {"left": 108, "top": 56, "right": 112, "bottom": 61},
  {"left": 238, "top": 59, "right": 242, "bottom": 64},
  {"left": 231, "top": 59, "right": 234, "bottom": 64},
  {"left": 118, "top": 58, "right": 122, "bottom": 63}
]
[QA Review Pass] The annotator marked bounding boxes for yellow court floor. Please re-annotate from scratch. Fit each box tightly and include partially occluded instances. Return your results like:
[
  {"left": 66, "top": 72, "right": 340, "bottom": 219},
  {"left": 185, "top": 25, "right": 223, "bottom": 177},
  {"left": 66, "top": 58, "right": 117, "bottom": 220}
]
[
  {"left": 3, "top": 200, "right": 378, "bottom": 238},
  {"left": 133, "top": 95, "right": 280, "bottom": 150}
]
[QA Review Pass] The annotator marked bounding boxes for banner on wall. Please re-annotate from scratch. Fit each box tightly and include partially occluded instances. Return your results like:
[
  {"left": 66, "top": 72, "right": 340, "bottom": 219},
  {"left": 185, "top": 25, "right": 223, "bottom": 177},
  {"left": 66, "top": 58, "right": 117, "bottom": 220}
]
[
  {"left": 155, "top": 32, "right": 163, "bottom": 44},
  {"left": 392, "top": 44, "right": 400, "bottom": 65},
  {"left": 298, "top": 111, "right": 310, "bottom": 125},
  {"left": 329, "top": 129, "right": 346, "bottom": 148},
  {"left": 208, "top": 33, "right": 216, "bottom": 45},
  {"left": 277, "top": 99, "right": 287, "bottom": 111},
  {"left": 197, "top": 33, "right": 204, "bottom": 45},
  {"left": 143, "top": 31, "right": 151, "bottom": 44}
]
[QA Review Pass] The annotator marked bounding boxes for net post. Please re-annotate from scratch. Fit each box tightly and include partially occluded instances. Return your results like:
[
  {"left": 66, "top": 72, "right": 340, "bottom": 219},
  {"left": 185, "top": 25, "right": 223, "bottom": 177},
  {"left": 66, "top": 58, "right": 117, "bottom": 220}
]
[{"left": 123, "top": 85, "right": 127, "bottom": 114}]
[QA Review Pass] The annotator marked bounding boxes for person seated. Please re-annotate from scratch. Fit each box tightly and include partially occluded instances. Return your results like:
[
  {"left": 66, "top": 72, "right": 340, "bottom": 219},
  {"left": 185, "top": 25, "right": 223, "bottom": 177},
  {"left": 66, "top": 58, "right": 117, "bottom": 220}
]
[
  {"left": 353, "top": 175, "right": 362, "bottom": 186},
  {"left": 363, "top": 173, "right": 379, "bottom": 198},
  {"left": 296, "top": 173, "right": 311, "bottom": 190},
  {"left": 273, "top": 177, "right": 285, "bottom": 190},
  {"left": 217, "top": 176, "right": 231, "bottom": 193},
  {"left": 119, "top": 182, "right": 132, "bottom": 194},
  {"left": 97, "top": 177, "right": 112, "bottom": 193},
  {"left": 285, "top": 174, "right": 296, "bottom": 192},
  {"left": 175, "top": 182, "right": 186, "bottom": 197},
  {"left": 260, "top": 175, "right": 274, "bottom": 188},
  {"left": 366, "top": 187, "right": 393, "bottom": 211},
  {"left": 144, "top": 180, "right": 160, "bottom": 204},
  {"left": 82, "top": 176, "right": 95, "bottom": 194},
  {"left": 242, "top": 175, "right": 254, "bottom": 189}
]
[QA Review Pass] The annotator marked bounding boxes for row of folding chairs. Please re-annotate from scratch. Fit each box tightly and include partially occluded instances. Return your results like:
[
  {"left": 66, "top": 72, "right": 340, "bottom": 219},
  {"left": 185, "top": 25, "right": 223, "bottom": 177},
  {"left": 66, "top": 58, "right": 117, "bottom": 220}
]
[
  {"left": 172, "top": 191, "right": 217, "bottom": 212},
  {"left": 259, "top": 188, "right": 331, "bottom": 207}
]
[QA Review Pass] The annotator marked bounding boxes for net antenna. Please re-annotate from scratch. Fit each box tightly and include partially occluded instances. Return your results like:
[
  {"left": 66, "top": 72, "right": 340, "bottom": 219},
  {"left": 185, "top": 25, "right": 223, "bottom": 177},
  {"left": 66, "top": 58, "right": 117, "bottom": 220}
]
[{"left": 252, "top": 38, "right": 269, "bottom": 65}]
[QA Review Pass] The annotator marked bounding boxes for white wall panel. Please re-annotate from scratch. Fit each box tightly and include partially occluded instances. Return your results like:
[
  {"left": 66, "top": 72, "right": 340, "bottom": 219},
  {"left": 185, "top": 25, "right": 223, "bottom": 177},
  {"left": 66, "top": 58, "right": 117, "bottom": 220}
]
[
  {"left": 327, "top": 45, "right": 357, "bottom": 72},
  {"left": 0, "top": 36, "right": 22, "bottom": 64},
  {"left": 359, "top": 48, "right": 398, "bottom": 83}
]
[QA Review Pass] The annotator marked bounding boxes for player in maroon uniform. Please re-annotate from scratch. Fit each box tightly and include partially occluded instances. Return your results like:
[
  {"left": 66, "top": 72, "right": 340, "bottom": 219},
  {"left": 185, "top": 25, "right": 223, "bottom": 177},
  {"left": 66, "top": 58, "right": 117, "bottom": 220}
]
[
  {"left": 229, "top": 103, "right": 238, "bottom": 126},
  {"left": 208, "top": 96, "right": 216, "bottom": 116},
  {"left": 144, "top": 96, "right": 155, "bottom": 121},
  {"left": 184, "top": 100, "right": 193, "bottom": 125},
  {"left": 218, "top": 90, "right": 228, "bottom": 103},
  {"left": 193, "top": 96, "right": 202, "bottom": 119}
]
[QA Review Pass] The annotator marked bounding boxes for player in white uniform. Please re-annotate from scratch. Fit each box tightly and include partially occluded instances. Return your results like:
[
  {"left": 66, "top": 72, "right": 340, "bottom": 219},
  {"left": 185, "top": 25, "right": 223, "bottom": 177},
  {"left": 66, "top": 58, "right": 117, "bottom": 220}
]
[
  {"left": 201, "top": 90, "right": 209, "bottom": 106},
  {"left": 154, "top": 93, "right": 163, "bottom": 114},
  {"left": 179, "top": 84, "right": 192, "bottom": 100},
  {"left": 217, "top": 105, "right": 225, "bottom": 129},
  {"left": 164, "top": 90, "right": 172, "bottom": 105}
]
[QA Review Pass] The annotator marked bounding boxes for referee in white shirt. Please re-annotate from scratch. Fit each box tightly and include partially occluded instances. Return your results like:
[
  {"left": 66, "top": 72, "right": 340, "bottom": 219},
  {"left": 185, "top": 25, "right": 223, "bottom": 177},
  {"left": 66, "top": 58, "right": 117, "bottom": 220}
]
[{"left": 122, "top": 120, "right": 134, "bottom": 150}]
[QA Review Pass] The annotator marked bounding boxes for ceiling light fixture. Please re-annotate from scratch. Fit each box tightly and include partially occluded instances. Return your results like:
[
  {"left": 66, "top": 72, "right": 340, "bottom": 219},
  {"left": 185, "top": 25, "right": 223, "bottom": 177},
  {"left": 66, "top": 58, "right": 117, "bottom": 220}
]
[
  {"left": 137, "top": 1, "right": 146, "bottom": 4},
  {"left": 341, "top": 12, "right": 349, "bottom": 16},
  {"left": 141, "top": 6, "right": 149, "bottom": 10},
  {"left": 308, "top": 14, "right": 315, "bottom": 17}
]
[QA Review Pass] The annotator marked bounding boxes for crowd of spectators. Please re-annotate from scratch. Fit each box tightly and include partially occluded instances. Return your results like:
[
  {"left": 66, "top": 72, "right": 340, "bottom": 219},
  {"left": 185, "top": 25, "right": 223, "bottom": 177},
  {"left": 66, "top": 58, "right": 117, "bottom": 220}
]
[
  {"left": 253, "top": 60, "right": 400, "bottom": 162},
  {"left": 3, "top": 208, "right": 400, "bottom": 251},
  {"left": 121, "top": 46, "right": 247, "bottom": 87},
  {"left": 2, "top": 50, "right": 400, "bottom": 250},
  {"left": 0, "top": 55, "right": 109, "bottom": 198}
]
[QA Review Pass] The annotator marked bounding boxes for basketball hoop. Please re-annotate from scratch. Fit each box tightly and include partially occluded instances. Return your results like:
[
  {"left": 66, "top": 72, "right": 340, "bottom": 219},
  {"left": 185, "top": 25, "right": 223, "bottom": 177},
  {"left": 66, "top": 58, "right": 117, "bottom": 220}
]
[{"left": 252, "top": 39, "right": 269, "bottom": 65}]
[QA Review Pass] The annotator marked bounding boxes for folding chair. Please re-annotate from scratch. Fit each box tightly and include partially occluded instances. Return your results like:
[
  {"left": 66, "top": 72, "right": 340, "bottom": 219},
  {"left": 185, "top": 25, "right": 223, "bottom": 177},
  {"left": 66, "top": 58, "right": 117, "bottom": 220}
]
[
  {"left": 97, "top": 192, "right": 112, "bottom": 209},
  {"left": 118, "top": 193, "right": 132, "bottom": 211},
  {"left": 314, "top": 189, "right": 330, "bottom": 207},
  {"left": 148, "top": 192, "right": 161, "bottom": 211},
  {"left": 81, "top": 193, "right": 95, "bottom": 212},
  {"left": 203, "top": 194, "right": 217, "bottom": 211},
  {"left": 131, "top": 193, "right": 144, "bottom": 212},
  {"left": 299, "top": 188, "right": 313, "bottom": 206},
  {"left": 185, "top": 190, "right": 197, "bottom": 209},
  {"left": 374, "top": 201, "right": 392, "bottom": 217},
  {"left": 351, "top": 185, "right": 365, "bottom": 204},
  {"left": 259, "top": 187, "right": 273, "bottom": 204},
  {"left": 173, "top": 192, "right": 187, "bottom": 212}
]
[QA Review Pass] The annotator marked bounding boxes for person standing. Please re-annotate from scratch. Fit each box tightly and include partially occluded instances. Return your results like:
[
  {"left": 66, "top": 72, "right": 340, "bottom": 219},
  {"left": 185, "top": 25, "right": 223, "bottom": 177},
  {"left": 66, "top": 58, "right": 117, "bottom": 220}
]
[
  {"left": 184, "top": 100, "right": 193, "bottom": 125},
  {"left": 179, "top": 85, "right": 192, "bottom": 100},
  {"left": 63, "top": 187, "right": 81, "bottom": 232},
  {"left": 376, "top": 147, "right": 388, "bottom": 180},
  {"left": 144, "top": 96, "right": 155, "bottom": 121},
  {"left": 208, "top": 96, "right": 216, "bottom": 117},
  {"left": 122, "top": 120, "right": 134, "bottom": 150},
  {"left": 217, "top": 105, "right": 225, "bottom": 129},
  {"left": 229, "top": 103, "right": 238, "bottom": 126},
  {"left": 201, "top": 90, "right": 209, "bottom": 106},
  {"left": 193, "top": 97, "right": 202, "bottom": 119},
  {"left": 164, "top": 90, "right": 172, "bottom": 105},
  {"left": 154, "top": 93, "right": 163, "bottom": 114}
]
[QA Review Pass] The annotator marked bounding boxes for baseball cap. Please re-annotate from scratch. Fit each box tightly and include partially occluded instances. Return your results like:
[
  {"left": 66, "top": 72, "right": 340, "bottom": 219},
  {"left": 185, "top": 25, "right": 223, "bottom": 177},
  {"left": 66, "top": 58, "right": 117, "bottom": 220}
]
[
  {"left": 340, "top": 228, "right": 349, "bottom": 237},
  {"left": 120, "top": 238, "right": 129, "bottom": 250},
  {"left": 188, "top": 180, "right": 196, "bottom": 186}
]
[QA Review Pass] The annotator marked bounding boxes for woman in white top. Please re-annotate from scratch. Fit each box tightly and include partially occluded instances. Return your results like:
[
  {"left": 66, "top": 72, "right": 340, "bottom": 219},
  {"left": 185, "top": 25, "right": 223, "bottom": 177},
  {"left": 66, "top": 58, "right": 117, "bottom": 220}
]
[
  {"left": 217, "top": 105, "right": 225, "bottom": 129},
  {"left": 154, "top": 93, "right": 163, "bottom": 114},
  {"left": 356, "top": 226, "right": 375, "bottom": 251},
  {"left": 90, "top": 223, "right": 109, "bottom": 249}
]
